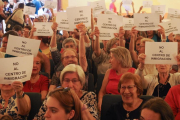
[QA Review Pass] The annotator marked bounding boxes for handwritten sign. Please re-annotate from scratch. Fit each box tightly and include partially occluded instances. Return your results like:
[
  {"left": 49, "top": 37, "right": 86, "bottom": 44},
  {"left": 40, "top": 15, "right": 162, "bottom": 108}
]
[
  {"left": 159, "top": 19, "right": 180, "bottom": 36},
  {"left": 6, "top": 35, "right": 40, "bottom": 57},
  {"left": 97, "top": 14, "right": 123, "bottom": 33},
  {"left": 122, "top": 0, "right": 132, "bottom": 5},
  {"left": 56, "top": 12, "right": 70, "bottom": 31},
  {"left": 34, "top": 22, "right": 53, "bottom": 36},
  {"left": 143, "top": 1, "right": 153, "bottom": 8},
  {"left": 0, "top": 56, "right": 33, "bottom": 84},
  {"left": 88, "top": 0, "right": 106, "bottom": 16},
  {"left": 167, "top": 8, "right": 180, "bottom": 19},
  {"left": 134, "top": 13, "right": 159, "bottom": 31},
  {"left": 66, "top": 6, "right": 91, "bottom": 31},
  {"left": 123, "top": 18, "right": 134, "bottom": 30},
  {"left": 44, "top": 0, "right": 57, "bottom": 9},
  {"left": 99, "top": 32, "right": 114, "bottom": 40},
  {"left": 68, "top": 0, "right": 87, "bottom": 7},
  {"left": 151, "top": 5, "right": 166, "bottom": 16},
  {"left": 23, "top": 6, "right": 35, "bottom": 15},
  {"left": 145, "top": 42, "right": 178, "bottom": 64}
]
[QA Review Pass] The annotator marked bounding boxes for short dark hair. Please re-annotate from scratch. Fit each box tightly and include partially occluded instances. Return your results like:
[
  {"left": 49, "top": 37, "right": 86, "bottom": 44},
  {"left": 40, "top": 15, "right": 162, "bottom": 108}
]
[
  {"left": 2, "top": 30, "right": 18, "bottom": 39},
  {"left": 18, "top": 3, "right": 24, "bottom": 9},
  {"left": 2, "top": 0, "right": 9, "bottom": 3},
  {"left": 24, "top": 26, "right": 31, "bottom": 30},
  {"left": 141, "top": 97, "right": 175, "bottom": 120},
  {"left": 13, "top": 25, "right": 22, "bottom": 32}
]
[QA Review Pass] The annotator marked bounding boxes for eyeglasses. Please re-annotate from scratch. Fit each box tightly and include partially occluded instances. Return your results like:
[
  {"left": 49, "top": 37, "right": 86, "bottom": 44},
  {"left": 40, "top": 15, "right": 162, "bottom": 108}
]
[
  {"left": 63, "top": 79, "right": 80, "bottom": 84},
  {"left": 120, "top": 85, "right": 136, "bottom": 91},
  {"left": 63, "top": 55, "right": 77, "bottom": 60}
]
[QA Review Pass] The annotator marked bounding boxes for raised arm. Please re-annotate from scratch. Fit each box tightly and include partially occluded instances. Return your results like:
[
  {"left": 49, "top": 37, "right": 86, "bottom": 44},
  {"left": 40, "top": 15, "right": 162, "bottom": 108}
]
[
  {"left": 132, "top": 2, "right": 135, "bottom": 13},
  {"left": 157, "top": 25, "right": 166, "bottom": 42},
  {"left": 137, "top": 6, "right": 143, "bottom": 13},
  {"left": 119, "top": 27, "right": 126, "bottom": 47},
  {"left": 11, "top": 81, "right": 31, "bottom": 116},
  {"left": 168, "top": 33, "right": 174, "bottom": 42},
  {"left": 93, "top": 27, "right": 101, "bottom": 57},
  {"left": 119, "top": 2, "right": 123, "bottom": 15},
  {"left": 129, "top": 26, "right": 139, "bottom": 67},
  {"left": 77, "top": 24, "right": 88, "bottom": 72}
]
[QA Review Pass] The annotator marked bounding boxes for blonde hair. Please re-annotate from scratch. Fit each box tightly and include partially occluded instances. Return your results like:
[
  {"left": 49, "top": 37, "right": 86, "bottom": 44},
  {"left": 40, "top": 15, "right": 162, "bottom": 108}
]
[
  {"left": 60, "top": 64, "right": 85, "bottom": 86},
  {"left": 106, "top": 37, "right": 119, "bottom": 54},
  {"left": 110, "top": 46, "right": 132, "bottom": 68},
  {"left": 141, "top": 38, "right": 154, "bottom": 44}
]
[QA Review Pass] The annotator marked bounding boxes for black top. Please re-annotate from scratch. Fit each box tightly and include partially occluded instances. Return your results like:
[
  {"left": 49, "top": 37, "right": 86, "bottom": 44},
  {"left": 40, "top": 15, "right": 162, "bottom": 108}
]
[
  {"left": 152, "top": 83, "right": 171, "bottom": 97},
  {"left": 106, "top": 99, "right": 146, "bottom": 120},
  {"left": 26, "top": 3, "right": 35, "bottom": 7}
]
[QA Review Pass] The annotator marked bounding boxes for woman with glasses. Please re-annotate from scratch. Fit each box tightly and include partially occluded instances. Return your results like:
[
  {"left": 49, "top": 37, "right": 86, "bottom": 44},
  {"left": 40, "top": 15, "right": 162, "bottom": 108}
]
[
  {"left": 106, "top": 72, "right": 145, "bottom": 120},
  {"left": 92, "top": 26, "right": 125, "bottom": 74},
  {"left": 98, "top": 46, "right": 136, "bottom": 112},
  {"left": 34, "top": 64, "right": 98, "bottom": 120},
  {"left": 44, "top": 87, "right": 82, "bottom": 120},
  {"left": 140, "top": 97, "right": 174, "bottom": 120}
]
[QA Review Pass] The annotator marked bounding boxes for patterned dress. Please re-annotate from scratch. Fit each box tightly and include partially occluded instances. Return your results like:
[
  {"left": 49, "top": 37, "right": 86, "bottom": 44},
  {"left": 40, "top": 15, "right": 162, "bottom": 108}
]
[
  {"left": 0, "top": 94, "right": 27, "bottom": 120},
  {"left": 34, "top": 91, "right": 98, "bottom": 120}
]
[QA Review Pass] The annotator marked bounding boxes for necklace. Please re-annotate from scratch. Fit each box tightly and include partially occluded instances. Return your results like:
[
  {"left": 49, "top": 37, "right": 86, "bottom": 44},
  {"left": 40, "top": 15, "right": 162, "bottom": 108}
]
[
  {"left": 30, "top": 83, "right": 35, "bottom": 91},
  {"left": 126, "top": 111, "right": 131, "bottom": 118}
]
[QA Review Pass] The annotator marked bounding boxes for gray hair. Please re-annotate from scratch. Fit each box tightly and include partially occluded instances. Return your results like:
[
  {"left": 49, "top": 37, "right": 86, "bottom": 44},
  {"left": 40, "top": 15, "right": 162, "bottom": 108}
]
[
  {"left": 110, "top": 46, "right": 132, "bottom": 68},
  {"left": 106, "top": 37, "right": 119, "bottom": 54},
  {"left": 60, "top": 64, "right": 85, "bottom": 86},
  {"left": 62, "top": 38, "right": 77, "bottom": 49}
]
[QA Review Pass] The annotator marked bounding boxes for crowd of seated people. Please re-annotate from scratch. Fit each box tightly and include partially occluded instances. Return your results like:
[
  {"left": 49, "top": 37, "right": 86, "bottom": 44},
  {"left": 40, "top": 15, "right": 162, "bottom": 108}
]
[{"left": 0, "top": 0, "right": 180, "bottom": 120}]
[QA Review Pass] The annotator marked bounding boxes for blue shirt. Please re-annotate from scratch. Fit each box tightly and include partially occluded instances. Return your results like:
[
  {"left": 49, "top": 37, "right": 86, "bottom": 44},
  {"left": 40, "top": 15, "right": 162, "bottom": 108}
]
[{"left": 32, "top": 0, "right": 42, "bottom": 14}]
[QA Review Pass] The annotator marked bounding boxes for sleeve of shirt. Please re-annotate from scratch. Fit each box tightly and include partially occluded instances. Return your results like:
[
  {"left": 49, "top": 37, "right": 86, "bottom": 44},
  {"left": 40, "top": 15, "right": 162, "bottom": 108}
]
[
  {"left": 92, "top": 49, "right": 105, "bottom": 66},
  {"left": 165, "top": 87, "right": 178, "bottom": 117},
  {"left": 40, "top": 75, "right": 49, "bottom": 91},
  {"left": 50, "top": 72, "right": 60, "bottom": 86}
]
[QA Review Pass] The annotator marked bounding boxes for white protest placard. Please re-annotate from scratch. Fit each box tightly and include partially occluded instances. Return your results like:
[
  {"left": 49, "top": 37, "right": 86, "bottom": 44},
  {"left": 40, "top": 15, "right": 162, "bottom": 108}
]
[
  {"left": 44, "top": 0, "right": 57, "bottom": 9},
  {"left": 145, "top": 42, "right": 178, "bottom": 64},
  {"left": 159, "top": 19, "right": 180, "bottom": 36},
  {"left": 88, "top": 0, "right": 106, "bottom": 16},
  {"left": 68, "top": 0, "right": 87, "bottom": 7},
  {"left": 66, "top": 6, "right": 91, "bottom": 31},
  {"left": 151, "top": 5, "right": 166, "bottom": 16},
  {"left": 123, "top": 18, "right": 134, "bottom": 30},
  {"left": 6, "top": 35, "right": 40, "bottom": 57},
  {"left": 134, "top": 13, "right": 159, "bottom": 31},
  {"left": 97, "top": 14, "right": 123, "bottom": 33},
  {"left": 56, "top": 12, "right": 70, "bottom": 31},
  {"left": 143, "top": 1, "right": 153, "bottom": 8},
  {"left": 0, "top": 56, "right": 33, "bottom": 84},
  {"left": 34, "top": 22, "right": 53, "bottom": 36},
  {"left": 167, "top": 8, "right": 180, "bottom": 19},
  {"left": 122, "top": 0, "right": 132, "bottom": 5},
  {"left": 23, "top": 6, "right": 35, "bottom": 15},
  {"left": 99, "top": 32, "right": 114, "bottom": 40}
]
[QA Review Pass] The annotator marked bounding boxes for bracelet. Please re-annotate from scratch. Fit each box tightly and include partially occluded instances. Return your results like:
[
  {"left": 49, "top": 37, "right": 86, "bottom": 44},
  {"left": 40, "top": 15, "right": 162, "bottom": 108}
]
[
  {"left": 16, "top": 92, "right": 24, "bottom": 99},
  {"left": 50, "top": 46, "right": 57, "bottom": 52}
]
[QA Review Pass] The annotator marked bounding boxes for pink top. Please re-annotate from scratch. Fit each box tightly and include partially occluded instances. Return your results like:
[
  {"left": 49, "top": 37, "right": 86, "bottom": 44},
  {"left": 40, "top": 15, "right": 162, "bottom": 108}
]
[
  {"left": 106, "top": 68, "right": 136, "bottom": 94},
  {"left": 23, "top": 75, "right": 49, "bottom": 93},
  {"left": 109, "top": 3, "right": 117, "bottom": 13},
  {"left": 165, "top": 85, "right": 180, "bottom": 120}
]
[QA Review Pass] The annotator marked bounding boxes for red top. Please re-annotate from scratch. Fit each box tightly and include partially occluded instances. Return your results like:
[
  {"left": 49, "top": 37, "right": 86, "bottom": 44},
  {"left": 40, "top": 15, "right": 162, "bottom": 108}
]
[
  {"left": 165, "top": 85, "right": 180, "bottom": 120},
  {"left": 109, "top": 3, "right": 117, "bottom": 13},
  {"left": 106, "top": 68, "right": 136, "bottom": 94},
  {"left": 23, "top": 75, "right": 49, "bottom": 93}
]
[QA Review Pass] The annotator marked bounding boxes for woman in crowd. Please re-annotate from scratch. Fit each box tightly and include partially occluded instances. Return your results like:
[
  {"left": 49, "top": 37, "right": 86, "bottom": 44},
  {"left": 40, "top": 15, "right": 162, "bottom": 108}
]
[
  {"left": 165, "top": 84, "right": 180, "bottom": 120},
  {"left": 92, "top": 26, "right": 125, "bottom": 74},
  {"left": 0, "top": 81, "right": 31, "bottom": 120},
  {"left": 98, "top": 46, "right": 136, "bottom": 111},
  {"left": 23, "top": 52, "right": 49, "bottom": 101},
  {"left": 136, "top": 53, "right": 180, "bottom": 97},
  {"left": 34, "top": 64, "right": 98, "bottom": 120},
  {"left": 106, "top": 72, "right": 145, "bottom": 119},
  {"left": 140, "top": 97, "right": 174, "bottom": 120},
  {"left": 44, "top": 87, "right": 82, "bottom": 120}
]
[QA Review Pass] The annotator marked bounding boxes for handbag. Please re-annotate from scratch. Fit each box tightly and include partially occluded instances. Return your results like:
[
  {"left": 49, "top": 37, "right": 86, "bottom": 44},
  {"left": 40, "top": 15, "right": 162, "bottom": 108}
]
[{"left": 5, "top": 9, "right": 24, "bottom": 31}]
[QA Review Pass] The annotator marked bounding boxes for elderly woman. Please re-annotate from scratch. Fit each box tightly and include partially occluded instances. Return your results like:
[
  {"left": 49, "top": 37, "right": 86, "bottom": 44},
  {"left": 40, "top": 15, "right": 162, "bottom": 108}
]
[
  {"left": 92, "top": 26, "right": 125, "bottom": 74},
  {"left": 98, "top": 46, "right": 136, "bottom": 111},
  {"left": 106, "top": 72, "right": 145, "bottom": 119},
  {"left": 44, "top": 87, "right": 82, "bottom": 120},
  {"left": 34, "top": 64, "right": 98, "bottom": 120},
  {"left": 49, "top": 22, "right": 88, "bottom": 91},
  {"left": 0, "top": 81, "right": 31, "bottom": 120},
  {"left": 141, "top": 97, "right": 174, "bottom": 120},
  {"left": 23, "top": 53, "right": 49, "bottom": 101},
  {"left": 136, "top": 53, "right": 180, "bottom": 97}
]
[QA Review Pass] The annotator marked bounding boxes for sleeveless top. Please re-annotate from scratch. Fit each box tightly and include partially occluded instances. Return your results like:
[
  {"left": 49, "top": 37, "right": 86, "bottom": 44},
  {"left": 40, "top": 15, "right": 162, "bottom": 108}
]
[{"left": 106, "top": 68, "right": 136, "bottom": 94}]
